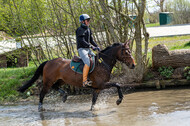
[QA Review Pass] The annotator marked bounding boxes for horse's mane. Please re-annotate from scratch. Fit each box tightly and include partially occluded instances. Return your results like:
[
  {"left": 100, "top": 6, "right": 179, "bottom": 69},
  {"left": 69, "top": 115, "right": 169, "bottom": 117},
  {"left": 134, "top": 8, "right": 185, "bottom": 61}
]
[{"left": 101, "top": 43, "right": 122, "bottom": 53}]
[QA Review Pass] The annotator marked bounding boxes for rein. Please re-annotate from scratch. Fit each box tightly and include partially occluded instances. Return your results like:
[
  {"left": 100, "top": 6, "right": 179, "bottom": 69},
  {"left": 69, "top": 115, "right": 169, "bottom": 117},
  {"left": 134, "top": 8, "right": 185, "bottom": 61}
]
[
  {"left": 96, "top": 51, "right": 114, "bottom": 71},
  {"left": 98, "top": 51, "right": 116, "bottom": 60}
]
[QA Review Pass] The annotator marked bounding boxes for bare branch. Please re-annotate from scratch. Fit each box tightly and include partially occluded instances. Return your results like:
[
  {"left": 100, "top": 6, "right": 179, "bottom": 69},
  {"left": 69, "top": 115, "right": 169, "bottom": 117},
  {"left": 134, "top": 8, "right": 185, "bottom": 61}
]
[
  {"left": 107, "top": 5, "right": 135, "bottom": 23},
  {"left": 53, "top": 1, "right": 72, "bottom": 15}
]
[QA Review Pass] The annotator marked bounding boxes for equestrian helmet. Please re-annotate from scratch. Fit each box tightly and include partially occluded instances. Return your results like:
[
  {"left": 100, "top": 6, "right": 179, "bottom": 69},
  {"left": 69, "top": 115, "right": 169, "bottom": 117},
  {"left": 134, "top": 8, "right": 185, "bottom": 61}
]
[{"left": 79, "top": 14, "right": 90, "bottom": 23}]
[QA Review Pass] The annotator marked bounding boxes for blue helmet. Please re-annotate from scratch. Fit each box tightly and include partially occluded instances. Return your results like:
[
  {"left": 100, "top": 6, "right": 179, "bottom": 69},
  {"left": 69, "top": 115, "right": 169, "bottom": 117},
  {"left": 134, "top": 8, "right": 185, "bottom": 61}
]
[{"left": 79, "top": 14, "right": 90, "bottom": 23}]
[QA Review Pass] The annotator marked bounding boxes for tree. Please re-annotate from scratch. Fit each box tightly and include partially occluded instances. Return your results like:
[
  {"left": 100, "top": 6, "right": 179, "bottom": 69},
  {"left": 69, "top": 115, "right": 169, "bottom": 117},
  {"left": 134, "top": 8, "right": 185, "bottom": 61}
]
[
  {"left": 154, "top": 0, "right": 166, "bottom": 12},
  {"left": 0, "top": 0, "right": 149, "bottom": 83},
  {"left": 166, "top": 0, "right": 190, "bottom": 24},
  {"left": 100, "top": 0, "right": 149, "bottom": 82}
]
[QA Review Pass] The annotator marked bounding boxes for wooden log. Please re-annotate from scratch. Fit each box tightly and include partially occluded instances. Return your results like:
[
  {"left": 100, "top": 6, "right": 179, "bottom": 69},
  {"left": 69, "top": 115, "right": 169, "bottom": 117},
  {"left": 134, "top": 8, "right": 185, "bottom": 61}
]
[{"left": 152, "top": 44, "right": 190, "bottom": 69}]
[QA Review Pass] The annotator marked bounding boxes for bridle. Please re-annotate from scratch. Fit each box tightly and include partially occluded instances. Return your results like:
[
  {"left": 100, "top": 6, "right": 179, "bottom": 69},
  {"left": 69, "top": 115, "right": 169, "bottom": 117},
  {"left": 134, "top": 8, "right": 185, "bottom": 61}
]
[
  {"left": 121, "top": 45, "right": 133, "bottom": 58},
  {"left": 96, "top": 45, "right": 133, "bottom": 70}
]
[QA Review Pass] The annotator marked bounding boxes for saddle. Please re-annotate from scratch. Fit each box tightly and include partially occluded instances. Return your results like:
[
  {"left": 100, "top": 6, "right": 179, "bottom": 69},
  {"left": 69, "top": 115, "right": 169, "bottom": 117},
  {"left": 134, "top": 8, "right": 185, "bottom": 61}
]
[{"left": 70, "top": 55, "right": 95, "bottom": 74}]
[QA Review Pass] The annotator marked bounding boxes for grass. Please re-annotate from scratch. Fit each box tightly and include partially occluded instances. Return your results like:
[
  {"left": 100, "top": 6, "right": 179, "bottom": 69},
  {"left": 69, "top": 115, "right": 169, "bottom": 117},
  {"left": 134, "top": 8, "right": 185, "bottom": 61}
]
[
  {"left": 0, "top": 66, "right": 36, "bottom": 102},
  {"left": 148, "top": 35, "right": 190, "bottom": 49},
  {"left": 171, "top": 41, "right": 190, "bottom": 50},
  {"left": 146, "top": 23, "right": 160, "bottom": 27}
]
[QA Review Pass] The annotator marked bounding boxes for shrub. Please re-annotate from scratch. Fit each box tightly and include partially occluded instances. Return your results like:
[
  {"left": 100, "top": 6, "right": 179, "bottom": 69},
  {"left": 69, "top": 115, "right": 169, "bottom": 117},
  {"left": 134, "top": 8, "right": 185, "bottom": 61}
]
[{"left": 158, "top": 66, "right": 174, "bottom": 78}]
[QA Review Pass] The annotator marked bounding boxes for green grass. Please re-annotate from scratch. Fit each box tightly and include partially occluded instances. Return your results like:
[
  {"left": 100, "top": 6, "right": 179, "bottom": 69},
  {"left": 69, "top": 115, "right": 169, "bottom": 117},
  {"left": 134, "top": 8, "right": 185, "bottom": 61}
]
[
  {"left": 146, "top": 23, "right": 160, "bottom": 27},
  {"left": 0, "top": 66, "right": 36, "bottom": 102},
  {"left": 171, "top": 41, "right": 190, "bottom": 50},
  {"left": 147, "top": 35, "right": 190, "bottom": 49}
]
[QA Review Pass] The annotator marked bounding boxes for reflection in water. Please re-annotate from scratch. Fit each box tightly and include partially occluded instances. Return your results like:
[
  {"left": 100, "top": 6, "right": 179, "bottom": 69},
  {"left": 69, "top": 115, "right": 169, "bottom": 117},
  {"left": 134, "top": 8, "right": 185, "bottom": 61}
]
[{"left": 0, "top": 89, "right": 190, "bottom": 126}]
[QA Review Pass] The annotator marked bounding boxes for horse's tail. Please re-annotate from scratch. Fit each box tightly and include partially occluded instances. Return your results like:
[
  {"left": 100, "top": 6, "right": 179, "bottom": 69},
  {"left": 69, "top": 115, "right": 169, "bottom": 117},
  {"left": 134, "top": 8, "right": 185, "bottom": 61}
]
[{"left": 17, "top": 61, "right": 48, "bottom": 93}]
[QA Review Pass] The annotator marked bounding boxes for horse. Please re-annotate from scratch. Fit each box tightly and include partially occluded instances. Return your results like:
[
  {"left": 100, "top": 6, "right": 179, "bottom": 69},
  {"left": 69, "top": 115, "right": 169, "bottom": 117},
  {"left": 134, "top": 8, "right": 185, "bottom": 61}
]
[{"left": 18, "top": 42, "right": 135, "bottom": 111}]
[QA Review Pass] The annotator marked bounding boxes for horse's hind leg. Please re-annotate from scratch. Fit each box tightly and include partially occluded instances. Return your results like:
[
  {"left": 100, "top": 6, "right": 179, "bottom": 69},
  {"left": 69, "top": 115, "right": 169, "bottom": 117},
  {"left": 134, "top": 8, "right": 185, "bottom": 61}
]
[
  {"left": 91, "top": 89, "right": 100, "bottom": 111},
  {"left": 39, "top": 87, "right": 49, "bottom": 112},
  {"left": 52, "top": 80, "right": 68, "bottom": 103},
  {"left": 104, "top": 82, "right": 123, "bottom": 105}
]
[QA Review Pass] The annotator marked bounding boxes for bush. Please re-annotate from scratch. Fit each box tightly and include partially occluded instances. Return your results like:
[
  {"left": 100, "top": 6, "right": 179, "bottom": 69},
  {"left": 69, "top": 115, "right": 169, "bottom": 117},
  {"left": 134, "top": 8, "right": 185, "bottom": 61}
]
[
  {"left": 158, "top": 66, "right": 174, "bottom": 79},
  {"left": 184, "top": 41, "right": 190, "bottom": 47}
]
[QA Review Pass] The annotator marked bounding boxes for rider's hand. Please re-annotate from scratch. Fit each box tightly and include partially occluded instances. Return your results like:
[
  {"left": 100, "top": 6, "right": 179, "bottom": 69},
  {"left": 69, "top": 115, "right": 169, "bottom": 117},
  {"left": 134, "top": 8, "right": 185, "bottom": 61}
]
[
  {"left": 90, "top": 45, "right": 101, "bottom": 51},
  {"left": 91, "top": 45, "right": 96, "bottom": 51},
  {"left": 96, "top": 47, "right": 101, "bottom": 52}
]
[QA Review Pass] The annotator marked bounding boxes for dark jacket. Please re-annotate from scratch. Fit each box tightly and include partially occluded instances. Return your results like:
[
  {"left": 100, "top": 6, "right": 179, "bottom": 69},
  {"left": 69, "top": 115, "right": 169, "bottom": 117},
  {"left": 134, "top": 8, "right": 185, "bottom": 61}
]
[{"left": 76, "top": 24, "right": 98, "bottom": 50}]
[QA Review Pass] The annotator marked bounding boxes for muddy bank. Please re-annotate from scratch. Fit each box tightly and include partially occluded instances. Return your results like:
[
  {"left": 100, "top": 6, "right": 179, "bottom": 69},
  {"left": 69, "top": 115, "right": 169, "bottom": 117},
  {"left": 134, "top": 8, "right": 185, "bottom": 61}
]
[{"left": 122, "top": 79, "right": 190, "bottom": 90}]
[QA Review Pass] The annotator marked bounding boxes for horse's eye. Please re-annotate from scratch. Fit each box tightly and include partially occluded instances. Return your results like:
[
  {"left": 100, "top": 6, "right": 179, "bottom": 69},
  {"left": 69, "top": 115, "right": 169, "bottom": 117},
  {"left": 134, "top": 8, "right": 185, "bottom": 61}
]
[{"left": 125, "top": 50, "right": 129, "bottom": 54}]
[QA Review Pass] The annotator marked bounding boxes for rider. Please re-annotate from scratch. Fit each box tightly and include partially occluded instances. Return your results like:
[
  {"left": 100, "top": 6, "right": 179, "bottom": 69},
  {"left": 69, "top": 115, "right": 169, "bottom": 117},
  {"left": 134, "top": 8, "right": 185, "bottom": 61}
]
[{"left": 76, "top": 14, "right": 100, "bottom": 87}]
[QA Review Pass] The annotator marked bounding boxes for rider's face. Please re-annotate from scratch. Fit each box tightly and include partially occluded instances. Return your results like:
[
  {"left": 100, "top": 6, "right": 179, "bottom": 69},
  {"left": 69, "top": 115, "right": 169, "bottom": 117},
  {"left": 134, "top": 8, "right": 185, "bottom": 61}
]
[{"left": 84, "top": 19, "right": 90, "bottom": 26}]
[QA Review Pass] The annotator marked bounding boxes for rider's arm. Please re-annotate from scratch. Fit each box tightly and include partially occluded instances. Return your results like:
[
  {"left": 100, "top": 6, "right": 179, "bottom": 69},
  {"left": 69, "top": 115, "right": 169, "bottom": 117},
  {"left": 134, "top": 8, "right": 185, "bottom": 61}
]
[{"left": 89, "top": 29, "right": 98, "bottom": 47}]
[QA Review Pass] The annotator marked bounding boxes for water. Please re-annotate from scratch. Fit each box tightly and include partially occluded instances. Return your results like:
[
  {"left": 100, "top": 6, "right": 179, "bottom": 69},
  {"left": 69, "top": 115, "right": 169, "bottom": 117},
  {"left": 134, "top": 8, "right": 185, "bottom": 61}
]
[{"left": 1, "top": 89, "right": 190, "bottom": 126}]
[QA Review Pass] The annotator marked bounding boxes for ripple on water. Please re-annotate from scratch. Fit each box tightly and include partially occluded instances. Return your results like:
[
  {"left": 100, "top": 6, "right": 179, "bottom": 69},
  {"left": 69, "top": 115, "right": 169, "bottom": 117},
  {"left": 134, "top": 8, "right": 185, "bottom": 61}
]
[{"left": 0, "top": 89, "right": 190, "bottom": 126}]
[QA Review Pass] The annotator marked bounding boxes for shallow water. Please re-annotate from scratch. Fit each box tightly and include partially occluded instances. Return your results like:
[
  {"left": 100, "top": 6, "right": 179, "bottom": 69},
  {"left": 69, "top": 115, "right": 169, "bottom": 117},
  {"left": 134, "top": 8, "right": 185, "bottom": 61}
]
[{"left": 1, "top": 89, "right": 190, "bottom": 126}]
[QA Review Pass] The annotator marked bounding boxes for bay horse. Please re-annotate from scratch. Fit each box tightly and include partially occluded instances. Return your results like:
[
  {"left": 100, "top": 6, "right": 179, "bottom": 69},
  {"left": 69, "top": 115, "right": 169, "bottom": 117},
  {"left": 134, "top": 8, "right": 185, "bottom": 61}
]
[{"left": 18, "top": 42, "right": 135, "bottom": 111}]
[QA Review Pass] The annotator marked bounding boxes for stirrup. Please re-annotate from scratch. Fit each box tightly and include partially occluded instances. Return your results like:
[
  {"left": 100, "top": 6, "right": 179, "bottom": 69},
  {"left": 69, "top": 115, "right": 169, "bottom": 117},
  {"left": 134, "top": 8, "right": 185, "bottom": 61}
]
[{"left": 83, "top": 80, "right": 92, "bottom": 87}]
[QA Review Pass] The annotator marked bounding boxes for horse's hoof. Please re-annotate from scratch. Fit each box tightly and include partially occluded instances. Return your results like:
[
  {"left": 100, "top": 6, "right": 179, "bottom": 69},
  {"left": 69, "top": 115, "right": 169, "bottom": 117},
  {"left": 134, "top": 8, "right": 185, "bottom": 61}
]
[
  {"left": 62, "top": 93, "right": 68, "bottom": 103},
  {"left": 116, "top": 99, "right": 122, "bottom": 105},
  {"left": 38, "top": 107, "right": 45, "bottom": 112},
  {"left": 38, "top": 104, "right": 45, "bottom": 112},
  {"left": 90, "top": 106, "right": 94, "bottom": 111}
]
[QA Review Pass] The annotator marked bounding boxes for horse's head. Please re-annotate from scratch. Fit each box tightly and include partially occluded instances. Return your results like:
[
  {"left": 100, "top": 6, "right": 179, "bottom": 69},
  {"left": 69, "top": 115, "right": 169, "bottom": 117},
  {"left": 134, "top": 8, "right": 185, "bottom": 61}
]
[{"left": 117, "top": 41, "right": 135, "bottom": 69}]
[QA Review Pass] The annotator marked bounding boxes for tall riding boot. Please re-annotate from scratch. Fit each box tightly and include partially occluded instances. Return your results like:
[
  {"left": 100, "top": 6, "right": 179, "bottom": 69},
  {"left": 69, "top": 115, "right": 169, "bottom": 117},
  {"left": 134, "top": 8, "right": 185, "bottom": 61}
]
[{"left": 83, "top": 64, "right": 92, "bottom": 87}]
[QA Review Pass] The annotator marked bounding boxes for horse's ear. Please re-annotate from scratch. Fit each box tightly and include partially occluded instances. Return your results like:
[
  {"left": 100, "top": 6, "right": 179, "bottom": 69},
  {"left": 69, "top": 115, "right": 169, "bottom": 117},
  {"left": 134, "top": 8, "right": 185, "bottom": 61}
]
[{"left": 124, "top": 40, "right": 131, "bottom": 46}]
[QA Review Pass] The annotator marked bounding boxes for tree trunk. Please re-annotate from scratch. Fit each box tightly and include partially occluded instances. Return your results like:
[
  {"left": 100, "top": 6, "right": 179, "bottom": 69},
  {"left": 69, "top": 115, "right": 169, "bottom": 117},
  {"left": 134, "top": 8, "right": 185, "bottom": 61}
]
[
  {"left": 99, "top": 0, "right": 119, "bottom": 43},
  {"left": 160, "top": 0, "right": 164, "bottom": 12},
  {"left": 132, "top": 0, "right": 147, "bottom": 82},
  {"left": 134, "top": 19, "right": 143, "bottom": 82}
]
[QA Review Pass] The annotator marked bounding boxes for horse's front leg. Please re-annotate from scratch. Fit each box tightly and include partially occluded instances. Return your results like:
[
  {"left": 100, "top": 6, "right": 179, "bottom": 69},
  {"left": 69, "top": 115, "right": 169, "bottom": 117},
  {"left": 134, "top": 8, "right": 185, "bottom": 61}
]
[
  {"left": 91, "top": 89, "right": 100, "bottom": 111},
  {"left": 104, "top": 82, "right": 123, "bottom": 105}
]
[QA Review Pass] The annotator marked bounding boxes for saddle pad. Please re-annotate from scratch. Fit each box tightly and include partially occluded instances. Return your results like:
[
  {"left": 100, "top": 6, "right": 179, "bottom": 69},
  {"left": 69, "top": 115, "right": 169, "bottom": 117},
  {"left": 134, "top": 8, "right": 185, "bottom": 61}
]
[{"left": 70, "top": 56, "right": 95, "bottom": 74}]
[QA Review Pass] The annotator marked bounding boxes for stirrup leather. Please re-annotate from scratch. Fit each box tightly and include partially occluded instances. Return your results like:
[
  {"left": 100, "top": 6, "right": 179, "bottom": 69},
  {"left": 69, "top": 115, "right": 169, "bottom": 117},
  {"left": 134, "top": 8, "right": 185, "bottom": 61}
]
[{"left": 83, "top": 80, "right": 92, "bottom": 87}]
